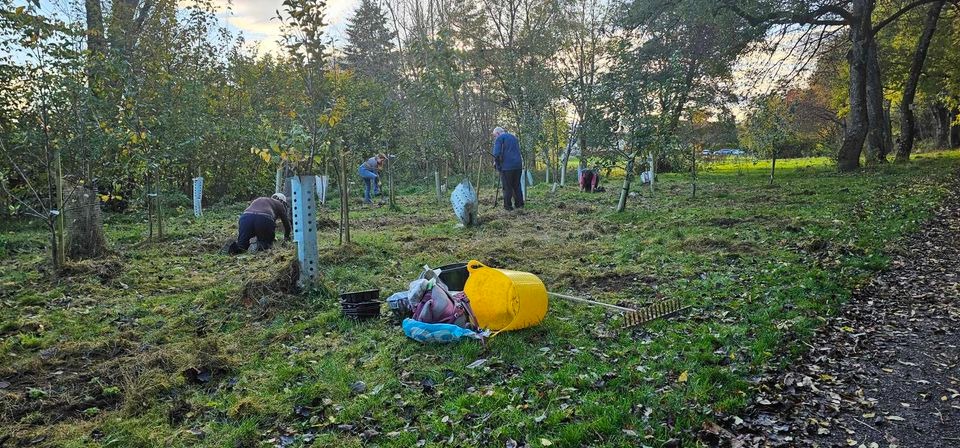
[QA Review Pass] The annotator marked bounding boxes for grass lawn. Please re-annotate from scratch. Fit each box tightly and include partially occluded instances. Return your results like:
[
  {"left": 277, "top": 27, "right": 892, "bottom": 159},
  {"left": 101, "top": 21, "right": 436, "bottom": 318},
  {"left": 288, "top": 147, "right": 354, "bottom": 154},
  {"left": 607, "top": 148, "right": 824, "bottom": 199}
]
[{"left": 2, "top": 151, "right": 959, "bottom": 447}]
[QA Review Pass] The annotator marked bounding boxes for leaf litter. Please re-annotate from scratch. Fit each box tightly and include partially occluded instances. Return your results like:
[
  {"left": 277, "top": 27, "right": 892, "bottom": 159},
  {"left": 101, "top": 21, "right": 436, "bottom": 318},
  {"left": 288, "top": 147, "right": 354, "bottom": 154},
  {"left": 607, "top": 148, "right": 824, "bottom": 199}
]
[{"left": 704, "top": 174, "right": 960, "bottom": 447}]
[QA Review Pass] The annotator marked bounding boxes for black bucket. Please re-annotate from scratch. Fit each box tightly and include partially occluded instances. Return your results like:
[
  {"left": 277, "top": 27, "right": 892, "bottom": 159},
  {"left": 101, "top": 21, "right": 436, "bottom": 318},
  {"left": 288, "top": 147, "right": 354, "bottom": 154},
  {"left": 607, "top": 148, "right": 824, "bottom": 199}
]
[
  {"left": 435, "top": 262, "right": 469, "bottom": 291},
  {"left": 340, "top": 289, "right": 381, "bottom": 320}
]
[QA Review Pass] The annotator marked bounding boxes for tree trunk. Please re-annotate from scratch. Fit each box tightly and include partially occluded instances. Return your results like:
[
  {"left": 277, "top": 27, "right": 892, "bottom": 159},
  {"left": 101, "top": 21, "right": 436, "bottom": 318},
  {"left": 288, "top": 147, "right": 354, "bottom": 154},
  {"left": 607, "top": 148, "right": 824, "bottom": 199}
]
[
  {"left": 54, "top": 148, "right": 65, "bottom": 268},
  {"left": 837, "top": 0, "right": 872, "bottom": 172},
  {"left": 951, "top": 111, "right": 960, "bottom": 148},
  {"left": 769, "top": 153, "right": 777, "bottom": 186},
  {"left": 84, "top": 0, "right": 107, "bottom": 94},
  {"left": 865, "top": 39, "right": 892, "bottom": 164},
  {"left": 559, "top": 122, "right": 578, "bottom": 186},
  {"left": 616, "top": 152, "right": 637, "bottom": 213},
  {"left": 388, "top": 154, "right": 396, "bottom": 208},
  {"left": 339, "top": 145, "right": 351, "bottom": 245},
  {"left": 895, "top": 1, "right": 945, "bottom": 163},
  {"left": 934, "top": 103, "right": 951, "bottom": 149},
  {"left": 648, "top": 152, "right": 656, "bottom": 195},
  {"left": 883, "top": 100, "right": 894, "bottom": 155},
  {"left": 691, "top": 145, "right": 697, "bottom": 198}
]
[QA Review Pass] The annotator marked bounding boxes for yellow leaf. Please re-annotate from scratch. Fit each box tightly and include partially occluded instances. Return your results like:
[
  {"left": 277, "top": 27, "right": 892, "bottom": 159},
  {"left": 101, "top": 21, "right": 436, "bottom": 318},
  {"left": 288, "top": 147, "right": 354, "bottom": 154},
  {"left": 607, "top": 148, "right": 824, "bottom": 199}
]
[
  {"left": 15, "top": 6, "right": 24, "bottom": 14},
  {"left": 540, "top": 439, "right": 552, "bottom": 446},
  {"left": 677, "top": 371, "right": 689, "bottom": 383}
]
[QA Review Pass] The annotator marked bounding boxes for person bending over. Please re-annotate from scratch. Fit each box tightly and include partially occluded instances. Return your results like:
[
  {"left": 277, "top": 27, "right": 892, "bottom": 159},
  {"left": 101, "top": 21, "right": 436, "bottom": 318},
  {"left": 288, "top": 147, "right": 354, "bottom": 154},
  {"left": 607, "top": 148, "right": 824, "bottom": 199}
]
[
  {"left": 228, "top": 193, "right": 291, "bottom": 254},
  {"left": 358, "top": 153, "right": 386, "bottom": 204}
]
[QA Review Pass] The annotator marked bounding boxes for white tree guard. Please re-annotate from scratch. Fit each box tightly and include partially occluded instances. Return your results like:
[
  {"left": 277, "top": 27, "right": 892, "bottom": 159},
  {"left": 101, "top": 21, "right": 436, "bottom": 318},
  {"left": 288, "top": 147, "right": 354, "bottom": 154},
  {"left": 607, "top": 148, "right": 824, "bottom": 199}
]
[
  {"left": 275, "top": 168, "right": 283, "bottom": 194},
  {"left": 192, "top": 177, "right": 203, "bottom": 217},
  {"left": 315, "top": 175, "right": 328, "bottom": 205},
  {"left": 525, "top": 169, "right": 534, "bottom": 186},
  {"left": 450, "top": 178, "right": 478, "bottom": 226},
  {"left": 520, "top": 172, "right": 527, "bottom": 200},
  {"left": 291, "top": 175, "right": 319, "bottom": 289}
]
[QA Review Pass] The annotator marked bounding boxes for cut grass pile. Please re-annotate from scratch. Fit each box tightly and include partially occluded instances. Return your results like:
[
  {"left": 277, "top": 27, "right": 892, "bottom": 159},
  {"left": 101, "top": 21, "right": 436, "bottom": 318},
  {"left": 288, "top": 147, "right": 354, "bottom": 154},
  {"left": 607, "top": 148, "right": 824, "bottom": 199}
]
[{"left": 1, "top": 150, "right": 959, "bottom": 447}]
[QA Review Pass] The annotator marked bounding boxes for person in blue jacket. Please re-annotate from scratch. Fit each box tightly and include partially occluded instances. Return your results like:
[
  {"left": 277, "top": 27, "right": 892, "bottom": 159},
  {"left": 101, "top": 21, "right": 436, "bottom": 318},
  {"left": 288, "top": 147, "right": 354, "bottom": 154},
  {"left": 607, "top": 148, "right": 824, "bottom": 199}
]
[
  {"left": 358, "top": 153, "right": 386, "bottom": 204},
  {"left": 491, "top": 126, "right": 524, "bottom": 210}
]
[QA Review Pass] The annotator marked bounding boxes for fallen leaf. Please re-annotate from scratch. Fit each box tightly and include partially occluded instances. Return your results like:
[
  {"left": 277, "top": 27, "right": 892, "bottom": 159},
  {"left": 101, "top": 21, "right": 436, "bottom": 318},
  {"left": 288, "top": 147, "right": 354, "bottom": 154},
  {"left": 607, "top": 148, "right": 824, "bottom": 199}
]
[
  {"left": 466, "top": 359, "right": 487, "bottom": 369},
  {"left": 540, "top": 438, "right": 553, "bottom": 446},
  {"left": 678, "top": 371, "right": 689, "bottom": 383}
]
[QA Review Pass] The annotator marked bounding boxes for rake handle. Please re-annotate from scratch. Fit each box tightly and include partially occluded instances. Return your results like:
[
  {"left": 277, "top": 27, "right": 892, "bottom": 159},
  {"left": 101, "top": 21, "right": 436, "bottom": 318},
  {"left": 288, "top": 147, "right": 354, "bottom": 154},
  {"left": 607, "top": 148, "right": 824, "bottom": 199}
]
[{"left": 547, "top": 292, "right": 637, "bottom": 313}]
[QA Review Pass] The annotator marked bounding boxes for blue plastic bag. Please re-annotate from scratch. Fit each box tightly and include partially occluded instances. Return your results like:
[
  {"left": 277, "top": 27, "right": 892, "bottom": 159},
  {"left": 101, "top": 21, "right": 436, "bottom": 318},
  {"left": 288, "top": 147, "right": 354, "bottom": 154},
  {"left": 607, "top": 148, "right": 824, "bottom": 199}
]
[{"left": 402, "top": 318, "right": 485, "bottom": 343}]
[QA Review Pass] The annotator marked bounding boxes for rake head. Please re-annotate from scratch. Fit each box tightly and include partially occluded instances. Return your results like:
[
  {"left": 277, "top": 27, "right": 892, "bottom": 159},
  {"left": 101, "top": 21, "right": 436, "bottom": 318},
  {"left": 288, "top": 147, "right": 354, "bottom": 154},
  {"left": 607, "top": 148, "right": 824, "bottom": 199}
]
[{"left": 621, "top": 298, "right": 689, "bottom": 329}]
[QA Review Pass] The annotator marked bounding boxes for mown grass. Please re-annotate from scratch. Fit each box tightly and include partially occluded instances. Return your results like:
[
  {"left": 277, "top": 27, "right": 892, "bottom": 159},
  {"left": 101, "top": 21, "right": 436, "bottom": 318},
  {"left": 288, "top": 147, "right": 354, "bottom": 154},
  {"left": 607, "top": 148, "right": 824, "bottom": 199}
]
[{"left": 2, "top": 150, "right": 959, "bottom": 447}]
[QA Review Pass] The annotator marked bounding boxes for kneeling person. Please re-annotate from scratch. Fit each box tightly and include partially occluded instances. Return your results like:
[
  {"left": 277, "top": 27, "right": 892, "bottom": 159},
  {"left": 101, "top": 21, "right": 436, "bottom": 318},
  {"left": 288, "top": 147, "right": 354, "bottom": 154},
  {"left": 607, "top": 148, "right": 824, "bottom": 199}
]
[{"left": 229, "top": 193, "right": 291, "bottom": 254}]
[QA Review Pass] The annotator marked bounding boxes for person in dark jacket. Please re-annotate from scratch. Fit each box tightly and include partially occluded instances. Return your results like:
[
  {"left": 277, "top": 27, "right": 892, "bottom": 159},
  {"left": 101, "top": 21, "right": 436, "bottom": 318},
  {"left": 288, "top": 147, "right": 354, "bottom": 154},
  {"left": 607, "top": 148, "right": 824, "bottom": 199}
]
[
  {"left": 358, "top": 153, "right": 386, "bottom": 204},
  {"left": 227, "top": 193, "right": 292, "bottom": 254},
  {"left": 491, "top": 126, "right": 524, "bottom": 210}
]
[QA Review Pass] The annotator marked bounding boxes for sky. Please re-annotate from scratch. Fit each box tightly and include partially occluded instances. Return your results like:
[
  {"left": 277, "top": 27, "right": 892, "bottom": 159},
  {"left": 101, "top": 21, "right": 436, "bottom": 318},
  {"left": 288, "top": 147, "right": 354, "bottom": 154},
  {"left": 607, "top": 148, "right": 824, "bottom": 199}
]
[
  {"left": 213, "top": 0, "right": 361, "bottom": 54},
  {"left": 15, "top": 0, "right": 362, "bottom": 55}
]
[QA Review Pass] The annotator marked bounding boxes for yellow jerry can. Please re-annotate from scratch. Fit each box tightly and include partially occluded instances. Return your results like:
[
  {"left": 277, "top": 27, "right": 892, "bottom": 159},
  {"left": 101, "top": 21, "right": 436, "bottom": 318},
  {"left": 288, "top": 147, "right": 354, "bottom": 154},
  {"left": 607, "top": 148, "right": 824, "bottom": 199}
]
[{"left": 464, "top": 260, "right": 548, "bottom": 332}]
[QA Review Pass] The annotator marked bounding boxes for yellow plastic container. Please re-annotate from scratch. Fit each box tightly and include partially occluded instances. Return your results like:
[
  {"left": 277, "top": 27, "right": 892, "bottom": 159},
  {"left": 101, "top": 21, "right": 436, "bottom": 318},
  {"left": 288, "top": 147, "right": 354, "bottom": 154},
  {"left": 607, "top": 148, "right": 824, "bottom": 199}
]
[{"left": 464, "top": 260, "right": 548, "bottom": 332}]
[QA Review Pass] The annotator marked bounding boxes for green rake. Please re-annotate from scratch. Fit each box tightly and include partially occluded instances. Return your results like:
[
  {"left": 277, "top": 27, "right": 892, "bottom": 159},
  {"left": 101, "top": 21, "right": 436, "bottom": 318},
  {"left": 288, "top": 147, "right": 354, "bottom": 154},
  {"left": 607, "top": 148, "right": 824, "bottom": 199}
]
[{"left": 547, "top": 292, "right": 689, "bottom": 329}]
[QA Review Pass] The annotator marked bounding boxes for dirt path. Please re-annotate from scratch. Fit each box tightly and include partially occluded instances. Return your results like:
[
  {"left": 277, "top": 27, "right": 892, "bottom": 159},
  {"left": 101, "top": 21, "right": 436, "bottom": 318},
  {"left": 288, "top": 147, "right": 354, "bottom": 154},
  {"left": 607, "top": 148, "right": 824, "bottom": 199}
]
[{"left": 707, "top": 179, "right": 960, "bottom": 447}]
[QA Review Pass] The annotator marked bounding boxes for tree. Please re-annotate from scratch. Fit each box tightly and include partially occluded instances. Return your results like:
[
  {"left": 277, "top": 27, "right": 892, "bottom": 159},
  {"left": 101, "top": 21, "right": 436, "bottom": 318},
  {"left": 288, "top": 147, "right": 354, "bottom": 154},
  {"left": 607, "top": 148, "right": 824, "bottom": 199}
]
[
  {"left": 596, "top": 0, "right": 754, "bottom": 211},
  {"left": 278, "top": 0, "right": 329, "bottom": 175},
  {"left": 555, "top": 0, "right": 612, "bottom": 185},
  {"left": 344, "top": 0, "right": 398, "bottom": 84},
  {"left": 0, "top": 2, "right": 83, "bottom": 267},
  {"left": 894, "top": 1, "right": 947, "bottom": 162},
  {"left": 719, "top": 0, "right": 947, "bottom": 171},
  {"left": 479, "top": 0, "right": 563, "bottom": 168},
  {"left": 743, "top": 94, "right": 792, "bottom": 185}
]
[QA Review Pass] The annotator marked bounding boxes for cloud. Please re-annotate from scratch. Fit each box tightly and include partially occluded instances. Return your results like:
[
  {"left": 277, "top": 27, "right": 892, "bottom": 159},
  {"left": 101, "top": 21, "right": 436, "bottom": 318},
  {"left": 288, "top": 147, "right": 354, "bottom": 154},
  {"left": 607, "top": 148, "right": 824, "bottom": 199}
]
[{"left": 214, "top": 0, "right": 359, "bottom": 54}]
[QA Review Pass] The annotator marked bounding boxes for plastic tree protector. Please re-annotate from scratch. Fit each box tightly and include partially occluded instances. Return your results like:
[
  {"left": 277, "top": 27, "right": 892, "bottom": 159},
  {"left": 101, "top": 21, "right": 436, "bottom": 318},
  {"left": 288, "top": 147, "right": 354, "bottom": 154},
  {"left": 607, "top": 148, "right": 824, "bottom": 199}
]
[
  {"left": 291, "top": 176, "right": 320, "bottom": 289},
  {"left": 314, "top": 175, "right": 328, "bottom": 205},
  {"left": 192, "top": 177, "right": 203, "bottom": 218},
  {"left": 450, "top": 178, "right": 478, "bottom": 226}
]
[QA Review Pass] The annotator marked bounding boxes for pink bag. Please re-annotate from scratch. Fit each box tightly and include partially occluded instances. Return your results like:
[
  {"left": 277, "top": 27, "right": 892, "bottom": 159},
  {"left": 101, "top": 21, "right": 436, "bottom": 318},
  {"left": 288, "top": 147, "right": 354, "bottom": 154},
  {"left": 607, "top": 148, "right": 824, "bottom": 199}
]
[{"left": 412, "top": 283, "right": 479, "bottom": 330}]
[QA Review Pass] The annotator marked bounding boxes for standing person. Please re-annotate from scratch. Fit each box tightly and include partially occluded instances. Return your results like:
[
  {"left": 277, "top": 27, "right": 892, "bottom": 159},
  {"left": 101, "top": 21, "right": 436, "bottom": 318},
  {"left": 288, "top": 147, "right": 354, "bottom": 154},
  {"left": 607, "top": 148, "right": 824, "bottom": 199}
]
[
  {"left": 358, "top": 153, "right": 386, "bottom": 204},
  {"left": 491, "top": 126, "right": 524, "bottom": 211},
  {"left": 227, "top": 193, "right": 291, "bottom": 254}
]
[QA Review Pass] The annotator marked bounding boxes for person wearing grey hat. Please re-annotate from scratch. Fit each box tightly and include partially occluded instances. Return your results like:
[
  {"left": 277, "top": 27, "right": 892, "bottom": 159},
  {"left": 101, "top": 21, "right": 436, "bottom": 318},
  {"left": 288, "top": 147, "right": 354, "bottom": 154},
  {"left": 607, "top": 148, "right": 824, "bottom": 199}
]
[{"left": 227, "top": 193, "right": 292, "bottom": 254}]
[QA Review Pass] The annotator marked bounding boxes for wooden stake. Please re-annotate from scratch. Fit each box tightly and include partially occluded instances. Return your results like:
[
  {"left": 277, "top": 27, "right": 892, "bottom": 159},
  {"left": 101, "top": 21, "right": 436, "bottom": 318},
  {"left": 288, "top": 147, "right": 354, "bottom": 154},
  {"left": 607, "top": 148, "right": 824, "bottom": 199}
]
[
  {"left": 54, "top": 147, "right": 65, "bottom": 267},
  {"left": 155, "top": 167, "right": 164, "bottom": 240}
]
